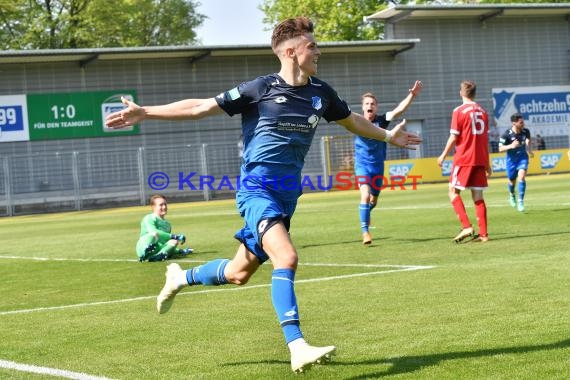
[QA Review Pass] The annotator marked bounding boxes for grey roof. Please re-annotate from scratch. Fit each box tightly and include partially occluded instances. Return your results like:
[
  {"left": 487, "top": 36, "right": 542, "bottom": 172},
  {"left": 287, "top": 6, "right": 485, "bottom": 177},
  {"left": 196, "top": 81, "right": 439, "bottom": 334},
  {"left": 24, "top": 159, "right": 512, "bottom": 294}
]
[
  {"left": 0, "top": 40, "right": 420, "bottom": 66},
  {"left": 366, "top": 3, "right": 570, "bottom": 24}
]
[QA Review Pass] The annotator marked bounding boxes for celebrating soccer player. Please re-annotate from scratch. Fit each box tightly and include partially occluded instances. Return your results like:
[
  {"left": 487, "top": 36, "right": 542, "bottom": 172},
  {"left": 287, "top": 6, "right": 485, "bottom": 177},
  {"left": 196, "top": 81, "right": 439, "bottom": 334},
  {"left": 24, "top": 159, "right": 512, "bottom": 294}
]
[
  {"left": 106, "top": 16, "right": 421, "bottom": 373},
  {"left": 354, "top": 81, "right": 422, "bottom": 245}
]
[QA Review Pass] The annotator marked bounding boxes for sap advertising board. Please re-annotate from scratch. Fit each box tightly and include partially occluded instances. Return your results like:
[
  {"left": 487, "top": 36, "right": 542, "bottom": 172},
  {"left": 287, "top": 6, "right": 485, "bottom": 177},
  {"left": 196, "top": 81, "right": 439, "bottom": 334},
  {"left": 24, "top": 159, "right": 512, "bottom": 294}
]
[{"left": 492, "top": 85, "right": 570, "bottom": 138}]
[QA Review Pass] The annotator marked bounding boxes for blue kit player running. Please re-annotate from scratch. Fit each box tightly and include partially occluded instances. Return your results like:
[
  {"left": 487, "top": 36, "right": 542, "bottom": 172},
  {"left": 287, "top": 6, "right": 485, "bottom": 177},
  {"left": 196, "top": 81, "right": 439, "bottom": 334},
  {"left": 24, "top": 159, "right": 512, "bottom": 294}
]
[
  {"left": 499, "top": 113, "right": 533, "bottom": 212},
  {"left": 105, "top": 17, "right": 421, "bottom": 374},
  {"left": 355, "top": 81, "right": 422, "bottom": 244}
]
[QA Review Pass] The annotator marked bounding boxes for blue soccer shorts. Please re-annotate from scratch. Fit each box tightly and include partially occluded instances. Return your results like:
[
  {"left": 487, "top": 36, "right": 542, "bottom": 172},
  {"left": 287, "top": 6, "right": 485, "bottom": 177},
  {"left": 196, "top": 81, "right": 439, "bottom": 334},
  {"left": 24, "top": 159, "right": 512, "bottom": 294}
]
[
  {"left": 234, "top": 189, "right": 296, "bottom": 263},
  {"left": 506, "top": 158, "right": 529, "bottom": 181},
  {"left": 354, "top": 162, "right": 385, "bottom": 196}
]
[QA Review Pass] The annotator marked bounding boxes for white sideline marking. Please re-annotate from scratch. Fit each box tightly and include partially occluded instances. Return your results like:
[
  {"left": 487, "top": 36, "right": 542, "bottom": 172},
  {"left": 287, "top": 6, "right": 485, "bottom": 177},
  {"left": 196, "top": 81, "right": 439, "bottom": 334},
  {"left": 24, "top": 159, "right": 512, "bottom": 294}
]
[
  {"left": 0, "top": 359, "right": 114, "bottom": 380},
  {"left": 0, "top": 255, "right": 429, "bottom": 268},
  {"left": 0, "top": 255, "right": 205, "bottom": 264},
  {"left": 0, "top": 262, "right": 434, "bottom": 316}
]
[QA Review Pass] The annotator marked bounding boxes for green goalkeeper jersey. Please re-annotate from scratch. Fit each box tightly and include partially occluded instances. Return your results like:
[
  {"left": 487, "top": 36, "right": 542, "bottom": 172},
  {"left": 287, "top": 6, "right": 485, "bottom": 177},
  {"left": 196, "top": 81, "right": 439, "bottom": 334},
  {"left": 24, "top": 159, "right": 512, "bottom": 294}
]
[{"left": 140, "top": 213, "right": 172, "bottom": 243}]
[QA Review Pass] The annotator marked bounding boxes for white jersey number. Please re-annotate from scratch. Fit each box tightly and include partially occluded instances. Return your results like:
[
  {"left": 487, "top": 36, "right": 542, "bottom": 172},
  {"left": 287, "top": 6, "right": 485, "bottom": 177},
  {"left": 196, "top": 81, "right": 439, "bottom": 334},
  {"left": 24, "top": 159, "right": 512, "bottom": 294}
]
[{"left": 470, "top": 111, "right": 485, "bottom": 135}]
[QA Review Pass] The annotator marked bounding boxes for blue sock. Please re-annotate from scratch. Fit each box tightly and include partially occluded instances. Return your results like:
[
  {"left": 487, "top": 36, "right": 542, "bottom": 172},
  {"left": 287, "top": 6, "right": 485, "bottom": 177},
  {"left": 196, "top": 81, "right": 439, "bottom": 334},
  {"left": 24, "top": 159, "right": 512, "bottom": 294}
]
[
  {"left": 508, "top": 183, "right": 515, "bottom": 195},
  {"left": 186, "top": 259, "right": 229, "bottom": 285},
  {"left": 272, "top": 269, "right": 303, "bottom": 344},
  {"left": 359, "top": 203, "right": 370, "bottom": 232},
  {"left": 518, "top": 181, "right": 526, "bottom": 201}
]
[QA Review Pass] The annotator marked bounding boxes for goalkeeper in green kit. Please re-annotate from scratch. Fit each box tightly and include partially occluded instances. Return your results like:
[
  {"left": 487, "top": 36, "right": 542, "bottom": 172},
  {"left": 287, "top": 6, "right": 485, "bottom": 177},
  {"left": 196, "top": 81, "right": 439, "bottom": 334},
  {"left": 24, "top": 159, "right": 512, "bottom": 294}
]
[{"left": 136, "top": 194, "right": 193, "bottom": 262}]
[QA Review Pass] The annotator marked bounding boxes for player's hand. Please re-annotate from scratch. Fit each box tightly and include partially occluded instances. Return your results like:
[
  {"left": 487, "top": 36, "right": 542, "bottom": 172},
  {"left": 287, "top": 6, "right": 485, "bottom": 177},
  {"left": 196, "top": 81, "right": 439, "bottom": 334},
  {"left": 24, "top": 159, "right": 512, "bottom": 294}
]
[
  {"left": 390, "top": 119, "right": 422, "bottom": 149},
  {"left": 180, "top": 248, "right": 193, "bottom": 256},
  {"left": 410, "top": 80, "right": 423, "bottom": 96},
  {"left": 437, "top": 154, "right": 446, "bottom": 167},
  {"left": 171, "top": 234, "right": 186, "bottom": 244},
  {"left": 105, "top": 96, "right": 145, "bottom": 129},
  {"left": 486, "top": 165, "right": 493, "bottom": 177},
  {"left": 511, "top": 140, "right": 521, "bottom": 149}
]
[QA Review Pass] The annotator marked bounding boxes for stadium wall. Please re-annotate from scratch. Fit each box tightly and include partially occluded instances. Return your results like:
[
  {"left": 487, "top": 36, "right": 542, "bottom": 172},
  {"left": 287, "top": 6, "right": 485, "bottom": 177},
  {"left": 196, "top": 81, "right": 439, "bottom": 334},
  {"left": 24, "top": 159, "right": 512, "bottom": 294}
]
[{"left": 0, "top": 6, "right": 569, "bottom": 215}]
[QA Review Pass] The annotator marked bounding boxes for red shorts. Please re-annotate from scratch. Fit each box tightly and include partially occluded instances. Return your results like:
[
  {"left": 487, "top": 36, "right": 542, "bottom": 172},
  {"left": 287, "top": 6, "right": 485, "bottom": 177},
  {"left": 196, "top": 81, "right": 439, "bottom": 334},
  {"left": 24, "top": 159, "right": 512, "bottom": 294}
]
[{"left": 449, "top": 165, "right": 488, "bottom": 190}]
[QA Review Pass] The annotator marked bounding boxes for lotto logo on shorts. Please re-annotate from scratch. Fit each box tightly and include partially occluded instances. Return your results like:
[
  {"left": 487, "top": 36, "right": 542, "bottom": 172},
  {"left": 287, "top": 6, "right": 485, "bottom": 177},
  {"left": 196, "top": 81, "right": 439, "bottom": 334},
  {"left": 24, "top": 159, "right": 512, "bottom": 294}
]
[
  {"left": 491, "top": 157, "right": 507, "bottom": 172},
  {"left": 540, "top": 153, "right": 561, "bottom": 169}
]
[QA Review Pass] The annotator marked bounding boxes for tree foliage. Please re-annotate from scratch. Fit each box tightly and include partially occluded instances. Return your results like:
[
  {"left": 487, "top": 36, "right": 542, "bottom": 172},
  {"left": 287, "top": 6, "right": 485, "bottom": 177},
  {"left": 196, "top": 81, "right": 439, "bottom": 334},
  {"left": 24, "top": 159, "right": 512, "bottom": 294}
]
[
  {"left": 259, "top": 0, "right": 560, "bottom": 42},
  {"left": 259, "top": 0, "right": 386, "bottom": 42},
  {"left": 0, "top": 0, "right": 205, "bottom": 49}
]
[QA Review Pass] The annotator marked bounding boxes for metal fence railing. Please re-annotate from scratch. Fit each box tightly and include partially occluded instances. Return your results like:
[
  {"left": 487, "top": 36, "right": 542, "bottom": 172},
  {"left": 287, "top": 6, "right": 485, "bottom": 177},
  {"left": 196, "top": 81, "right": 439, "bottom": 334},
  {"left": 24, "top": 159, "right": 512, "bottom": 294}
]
[
  {"left": 2, "top": 132, "right": 569, "bottom": 216},
  {"left": 0, "top": 140, "right": 328, "bottom": 216}
]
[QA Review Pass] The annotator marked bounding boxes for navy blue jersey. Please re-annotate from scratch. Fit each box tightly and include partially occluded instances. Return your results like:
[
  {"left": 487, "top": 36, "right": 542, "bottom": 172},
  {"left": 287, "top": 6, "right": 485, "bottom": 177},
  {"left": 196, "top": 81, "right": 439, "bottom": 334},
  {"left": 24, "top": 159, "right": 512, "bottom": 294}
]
[
  {"left": 499, "top": 127, "right": 531, "bottom": 162},
  {"left": 216, "top": 74, "right": 351, "bottom": 200},
  {"left": 354, "top": 114, "right": 390, "bottom": 167}
]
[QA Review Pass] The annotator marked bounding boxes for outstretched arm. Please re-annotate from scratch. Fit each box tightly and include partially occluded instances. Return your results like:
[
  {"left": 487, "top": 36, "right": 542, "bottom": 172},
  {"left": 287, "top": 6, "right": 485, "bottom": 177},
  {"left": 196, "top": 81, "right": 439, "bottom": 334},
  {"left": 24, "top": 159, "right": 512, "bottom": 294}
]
[
  {"left": 387, "top": 80, "right": 423, "bottom": 120},
  {"left": 337, "top": 112, "right": 422, "bottom": 148},
  {"left": 105, "top": 96, "right": 225, "bottom": 129}
]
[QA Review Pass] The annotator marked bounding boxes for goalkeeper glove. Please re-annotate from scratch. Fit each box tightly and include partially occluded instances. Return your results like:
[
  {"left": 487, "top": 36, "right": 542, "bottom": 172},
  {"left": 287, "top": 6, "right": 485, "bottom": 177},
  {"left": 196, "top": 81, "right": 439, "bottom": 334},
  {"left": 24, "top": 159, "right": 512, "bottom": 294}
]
[
  {"left": 171, "top": 234, "right": 186, "bottom": 244},
  {"left": 180, "top": 248, "right": 194, "bottom": 256}
]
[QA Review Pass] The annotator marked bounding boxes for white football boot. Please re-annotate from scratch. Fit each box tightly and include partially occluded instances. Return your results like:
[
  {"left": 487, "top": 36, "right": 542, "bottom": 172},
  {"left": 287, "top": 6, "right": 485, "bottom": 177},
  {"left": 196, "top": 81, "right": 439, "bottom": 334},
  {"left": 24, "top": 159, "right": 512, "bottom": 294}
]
[
  {"left": 290, "top": 344, "right": 336, "bottom": 373},
  {"left": 453, "top": 226, "right": 474, "bottom": 243},
  {"left": 157, "top": 263, "right": 185, "bottom": 314}
]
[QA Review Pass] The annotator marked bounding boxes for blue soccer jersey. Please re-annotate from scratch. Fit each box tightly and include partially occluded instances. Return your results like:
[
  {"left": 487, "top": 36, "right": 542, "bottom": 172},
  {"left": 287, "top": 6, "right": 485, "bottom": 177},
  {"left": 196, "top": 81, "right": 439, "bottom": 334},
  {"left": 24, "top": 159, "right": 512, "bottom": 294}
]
[
  {"left": 216, "top": 74, "right": 351, "bottom": 201},
  {"left": 499, "top": 127, "right": 531, "bottom": 163},
  {"left": 354, "top": 114, "right": 390, "bottom": 170}
]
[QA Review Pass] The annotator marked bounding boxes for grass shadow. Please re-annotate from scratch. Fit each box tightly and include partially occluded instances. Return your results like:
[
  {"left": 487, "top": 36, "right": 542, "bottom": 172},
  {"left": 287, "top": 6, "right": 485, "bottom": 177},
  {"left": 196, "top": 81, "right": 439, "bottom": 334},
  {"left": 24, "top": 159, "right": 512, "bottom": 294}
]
[
  {"left": 222, "top": 338, "right": 570, "bottom": 378},
  {"left": 342, "top": 338, "right": 570, "bottom": 379}
]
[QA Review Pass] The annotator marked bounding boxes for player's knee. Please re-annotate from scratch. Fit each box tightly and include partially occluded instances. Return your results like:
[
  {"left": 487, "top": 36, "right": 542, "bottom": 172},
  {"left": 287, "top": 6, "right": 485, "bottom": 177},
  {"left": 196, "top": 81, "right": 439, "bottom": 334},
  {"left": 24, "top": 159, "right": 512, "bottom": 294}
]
[
  {"left": 449, "top": 189, "right": 459, "bottom": 200},
  {"left": 278, "top": 251, "right": 298, "bottom": 270}
]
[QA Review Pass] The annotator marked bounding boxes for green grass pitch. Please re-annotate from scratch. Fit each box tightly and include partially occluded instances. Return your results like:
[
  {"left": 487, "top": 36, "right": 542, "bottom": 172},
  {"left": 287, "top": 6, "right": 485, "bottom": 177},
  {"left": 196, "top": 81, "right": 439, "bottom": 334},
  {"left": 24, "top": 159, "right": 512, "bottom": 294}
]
[{"left": 0, "top": 173, "right": 569, "bottom": 379}]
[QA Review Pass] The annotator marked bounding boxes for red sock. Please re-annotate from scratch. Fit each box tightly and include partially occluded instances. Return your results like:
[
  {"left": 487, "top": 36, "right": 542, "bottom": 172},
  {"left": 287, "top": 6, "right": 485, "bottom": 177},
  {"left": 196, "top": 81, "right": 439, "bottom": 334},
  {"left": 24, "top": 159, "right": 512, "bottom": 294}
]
[
  {"left": 474, "top": 199, "right": 488, "bottom": 237},
  {"left": 451, "top": 196, "right": 471, "bottom": 229}
]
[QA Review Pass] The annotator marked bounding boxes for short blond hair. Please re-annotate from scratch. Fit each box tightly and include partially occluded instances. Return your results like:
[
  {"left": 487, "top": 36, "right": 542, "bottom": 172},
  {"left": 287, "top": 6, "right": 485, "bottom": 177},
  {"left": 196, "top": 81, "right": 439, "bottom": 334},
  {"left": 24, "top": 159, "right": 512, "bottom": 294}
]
[
  {"left": 149, "top": 194, "right": 167, "bottom": 206},
  {"left": 361, "top": 92, "right": 377, "bottom": 103},
  {"left": 460, "top": 80, "right": 477, "bottom": 99}
]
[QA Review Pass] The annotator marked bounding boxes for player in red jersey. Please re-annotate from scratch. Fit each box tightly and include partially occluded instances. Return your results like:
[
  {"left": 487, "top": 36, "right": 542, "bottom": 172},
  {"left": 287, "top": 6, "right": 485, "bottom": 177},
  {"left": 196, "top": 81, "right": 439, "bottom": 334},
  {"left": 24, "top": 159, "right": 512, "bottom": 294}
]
[{"left": 437, "top": 80, "right": 492, "bottom": 243}]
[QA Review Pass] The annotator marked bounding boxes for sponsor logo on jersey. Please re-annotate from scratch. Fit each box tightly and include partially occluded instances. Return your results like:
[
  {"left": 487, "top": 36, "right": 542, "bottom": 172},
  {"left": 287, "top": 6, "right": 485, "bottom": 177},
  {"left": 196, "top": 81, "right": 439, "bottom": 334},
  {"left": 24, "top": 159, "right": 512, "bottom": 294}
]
[
  {"left": 275, "top": 96, "right": 287, "bottom": 104},
  {"left": 312, "top": 96, "right": 322, "bottom": 110},
  {"left": 388, "top": 163, "right": 414, "bottom": 177},
  {"left": 228, "top": 87, "right": 240, "bottom": 100},
  {"left": 308, "top": 114, "right": 319, "bottom": 128},
  {"left": 540, "top": 153, "right": 561, "bottom": 169}
]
